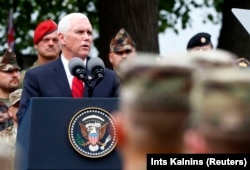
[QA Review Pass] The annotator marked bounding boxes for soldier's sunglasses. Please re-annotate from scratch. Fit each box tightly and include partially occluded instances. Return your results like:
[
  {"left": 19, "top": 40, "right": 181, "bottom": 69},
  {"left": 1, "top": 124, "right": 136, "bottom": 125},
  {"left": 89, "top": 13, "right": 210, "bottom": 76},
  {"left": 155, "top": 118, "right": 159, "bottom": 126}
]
[{"left": 114, "top": 50, "right": 132, "bottom": 55}]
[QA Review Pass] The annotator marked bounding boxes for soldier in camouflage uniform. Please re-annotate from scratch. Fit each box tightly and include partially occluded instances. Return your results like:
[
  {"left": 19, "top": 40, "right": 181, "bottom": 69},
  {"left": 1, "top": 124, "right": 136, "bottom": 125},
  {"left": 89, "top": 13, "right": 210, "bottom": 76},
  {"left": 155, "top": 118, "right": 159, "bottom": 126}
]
[
  {"left": 115, "top": 53, "right": 194, "bottom": 170},
  {"left": 185, "top": 67, "right": 250, "bottom": 153},
  {"left": 0, "top": 101, "right": 17, "bottom": 170},
  {"left": 0, "top": 48, "right": 21, "bottom": 131},
  {"left": 108, "top": 28, "right": 136, "bottom": 76},
  {"left": 0, "top": 89, "right": 22, "bottom": 170},
  {"left": 9, "top": 89, "right": 22, "bottom": 128}
]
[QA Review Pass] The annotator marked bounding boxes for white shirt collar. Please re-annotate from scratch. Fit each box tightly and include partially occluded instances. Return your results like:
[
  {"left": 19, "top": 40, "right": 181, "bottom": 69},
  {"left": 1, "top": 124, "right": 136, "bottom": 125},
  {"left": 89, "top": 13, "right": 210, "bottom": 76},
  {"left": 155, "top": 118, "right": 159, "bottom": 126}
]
[
  {"left": 61, "top": 54, "right": 73, "bottom": 87},
  {"left": 61, "top": 55, "right": 86, "bottom": 88}
]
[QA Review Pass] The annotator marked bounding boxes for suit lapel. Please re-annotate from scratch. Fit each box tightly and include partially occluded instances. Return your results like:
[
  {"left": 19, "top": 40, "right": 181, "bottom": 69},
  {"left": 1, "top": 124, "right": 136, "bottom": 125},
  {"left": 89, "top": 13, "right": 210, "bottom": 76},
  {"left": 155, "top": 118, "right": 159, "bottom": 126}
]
[{"left": 52, "top": 57, "right": 72, "bottom": 97}]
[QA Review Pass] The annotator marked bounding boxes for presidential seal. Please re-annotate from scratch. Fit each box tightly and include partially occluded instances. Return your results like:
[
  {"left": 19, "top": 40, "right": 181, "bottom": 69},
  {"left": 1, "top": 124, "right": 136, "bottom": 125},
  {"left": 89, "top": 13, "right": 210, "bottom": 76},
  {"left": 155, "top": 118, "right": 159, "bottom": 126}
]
[{"left": 68, "top": 107, "right": 118, "bottom": 158}]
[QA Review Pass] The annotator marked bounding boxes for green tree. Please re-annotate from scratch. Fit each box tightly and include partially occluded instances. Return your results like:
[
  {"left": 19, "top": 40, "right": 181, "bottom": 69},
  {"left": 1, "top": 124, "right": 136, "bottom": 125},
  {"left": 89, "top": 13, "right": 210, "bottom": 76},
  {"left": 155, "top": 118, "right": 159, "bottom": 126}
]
[
  {"left": 0, "top": 0, "right": 98, "bottom": 68},
  {"left": 1, "top": 0, "right": 249, "bottom": 69}
]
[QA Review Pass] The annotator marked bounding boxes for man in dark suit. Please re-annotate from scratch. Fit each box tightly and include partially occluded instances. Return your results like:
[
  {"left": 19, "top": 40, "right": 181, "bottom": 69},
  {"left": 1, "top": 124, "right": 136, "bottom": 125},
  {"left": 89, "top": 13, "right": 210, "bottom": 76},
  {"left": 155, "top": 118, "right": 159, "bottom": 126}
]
[{"left": 17, "top": 13, "right": 120, "bottom": 125}]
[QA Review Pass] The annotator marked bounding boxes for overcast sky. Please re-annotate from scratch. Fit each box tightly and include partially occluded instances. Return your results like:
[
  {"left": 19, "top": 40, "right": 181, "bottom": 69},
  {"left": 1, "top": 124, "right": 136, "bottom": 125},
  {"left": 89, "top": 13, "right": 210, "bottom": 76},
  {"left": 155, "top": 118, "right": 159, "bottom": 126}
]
[
  {"left": 90, "top": 4, "right": 222, "bottom": 57},
  {"left": 159, "top": 4, "right": 222, "bottom": 56}
]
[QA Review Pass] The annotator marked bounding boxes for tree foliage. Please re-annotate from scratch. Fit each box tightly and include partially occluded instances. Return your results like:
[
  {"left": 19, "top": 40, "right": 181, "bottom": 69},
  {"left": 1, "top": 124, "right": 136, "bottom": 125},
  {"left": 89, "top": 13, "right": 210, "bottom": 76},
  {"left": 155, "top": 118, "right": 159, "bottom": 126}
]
[
  {"left": 0, "top": 0, "right": 223, "bottom": 55},
  {"left": 158, "top": 0, "right": 223, "bottom": 33},
  {"left": 0, "top": 0, "right": 98, "bottom": 54}
]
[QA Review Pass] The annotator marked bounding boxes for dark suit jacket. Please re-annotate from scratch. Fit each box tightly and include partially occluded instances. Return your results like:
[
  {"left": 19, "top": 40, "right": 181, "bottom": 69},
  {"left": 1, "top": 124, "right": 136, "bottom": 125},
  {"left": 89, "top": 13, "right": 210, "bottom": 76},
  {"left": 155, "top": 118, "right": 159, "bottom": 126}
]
[{"left": 17, "top": 57, "right": 120, "bottom": 125}]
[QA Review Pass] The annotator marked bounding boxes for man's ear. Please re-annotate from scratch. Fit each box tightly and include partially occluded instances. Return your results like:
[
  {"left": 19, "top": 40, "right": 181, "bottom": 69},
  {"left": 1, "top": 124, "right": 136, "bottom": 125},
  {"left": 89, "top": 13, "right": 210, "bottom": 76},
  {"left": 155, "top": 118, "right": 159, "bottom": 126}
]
[
  {"left": 183, "top": 128, "right": 208, "bottom": 153},
  {"left": 34, "top": 44, "right": 38, "bottom": 50},
  {"left": 113, "top": 111, "right": 126, "bottom": 148},
  {"left": 58, "top": 33, "right": 65, "bottom": 45},
  {"left": 108, "top": 53, "right": 113, "bottom": 64}
]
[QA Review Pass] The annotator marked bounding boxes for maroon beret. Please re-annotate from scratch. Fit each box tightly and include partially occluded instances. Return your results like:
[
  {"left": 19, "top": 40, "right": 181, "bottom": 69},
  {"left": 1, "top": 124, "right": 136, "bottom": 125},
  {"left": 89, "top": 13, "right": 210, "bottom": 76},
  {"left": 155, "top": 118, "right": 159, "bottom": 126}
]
[{"left": 33, "top": 20, "right": 57, "bottom": 44}]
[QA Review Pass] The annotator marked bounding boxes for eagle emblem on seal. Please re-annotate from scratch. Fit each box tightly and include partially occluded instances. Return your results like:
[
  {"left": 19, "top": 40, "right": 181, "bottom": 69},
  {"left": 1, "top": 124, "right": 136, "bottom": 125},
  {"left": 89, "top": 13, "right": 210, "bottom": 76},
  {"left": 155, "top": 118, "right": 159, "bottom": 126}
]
[
  {"left": 68, "top": 108, "right": 117, "bottom": 158},
  {"left": 79, "top": 115, "right": 112, "bottom": 152}
]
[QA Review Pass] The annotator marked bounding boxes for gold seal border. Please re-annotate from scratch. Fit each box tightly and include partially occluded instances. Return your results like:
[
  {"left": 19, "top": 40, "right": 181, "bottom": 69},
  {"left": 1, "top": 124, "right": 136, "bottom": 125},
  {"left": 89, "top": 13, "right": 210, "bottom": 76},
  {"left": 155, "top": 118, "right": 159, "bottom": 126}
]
[{"left": 68, "top": 107, "right": 118, "bottom": 158}]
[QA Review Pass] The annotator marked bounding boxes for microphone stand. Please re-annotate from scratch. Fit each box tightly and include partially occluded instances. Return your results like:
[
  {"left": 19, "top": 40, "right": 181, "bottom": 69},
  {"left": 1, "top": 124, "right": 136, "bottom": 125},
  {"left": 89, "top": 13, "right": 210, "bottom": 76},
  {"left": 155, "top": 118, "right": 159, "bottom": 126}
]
[
  {"left": 86, "top": 80, "right": 93, "bottom": 97},
  {"left": 79, "top": 76, "right": 93, "bottom": 98},
  {"left": 84, "top": 57, "right": 104, "bottom": 97},
  {"left": 85, "top": 76, "right": 103, "bottom": 98}
]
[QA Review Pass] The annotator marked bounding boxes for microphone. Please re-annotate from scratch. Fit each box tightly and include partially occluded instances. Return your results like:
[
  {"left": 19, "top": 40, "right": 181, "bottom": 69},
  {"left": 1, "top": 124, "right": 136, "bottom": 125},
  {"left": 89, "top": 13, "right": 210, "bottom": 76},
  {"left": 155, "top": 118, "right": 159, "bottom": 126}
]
[
  {"left": 68, "top": 57, "right": 87, "bottom": 82},
  {"left": 87, "top": 57, "right": 105, "bottom": 81}
]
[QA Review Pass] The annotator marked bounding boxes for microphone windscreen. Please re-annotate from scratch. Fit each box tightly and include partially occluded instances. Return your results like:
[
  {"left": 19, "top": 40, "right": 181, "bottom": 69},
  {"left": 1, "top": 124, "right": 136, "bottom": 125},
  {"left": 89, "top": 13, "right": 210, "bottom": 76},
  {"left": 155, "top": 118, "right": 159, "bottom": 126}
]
[
  {"left": 68, "top": 57, "right": 85, "bottom": 75},
  {"left": 87, "top": 57, "right": 105, "bottom": 73}
]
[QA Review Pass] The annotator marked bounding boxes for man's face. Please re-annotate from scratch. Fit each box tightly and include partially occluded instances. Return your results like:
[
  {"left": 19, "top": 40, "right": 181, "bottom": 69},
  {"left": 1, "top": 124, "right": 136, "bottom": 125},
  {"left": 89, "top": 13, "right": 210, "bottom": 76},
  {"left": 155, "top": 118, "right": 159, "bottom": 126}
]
[
  {"left": 59, "top": 17, "right": 93, "bottom": 60},
  {"left": 190, "top": 44, "right": 213, "bottom": 51},
  {"left": 34, "top": 31, "right": 61, "bottom": 60},
  {"left": 109, "top": 48, "right": 136, "bottom": 72},
  {"left": 0, "top": 69, "right": 20, "bottom": 92}
]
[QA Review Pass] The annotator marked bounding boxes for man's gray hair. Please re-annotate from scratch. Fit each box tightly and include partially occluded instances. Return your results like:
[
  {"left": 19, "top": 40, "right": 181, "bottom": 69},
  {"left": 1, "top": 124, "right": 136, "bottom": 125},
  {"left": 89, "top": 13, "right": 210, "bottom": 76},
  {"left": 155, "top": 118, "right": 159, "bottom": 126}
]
[{"left": 58, "top": 13, "right": 88, "bottom": 34}]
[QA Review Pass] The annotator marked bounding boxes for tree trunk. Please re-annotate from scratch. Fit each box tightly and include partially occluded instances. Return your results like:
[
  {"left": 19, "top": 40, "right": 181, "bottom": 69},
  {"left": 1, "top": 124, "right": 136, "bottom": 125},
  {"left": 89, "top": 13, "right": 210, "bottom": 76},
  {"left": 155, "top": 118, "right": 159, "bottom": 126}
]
[
  {"left": 218, "top": 1, "right": 250, "bottom": 60},
  {"left": 96, "top": 0, "right": 159, "bottom": 69}
]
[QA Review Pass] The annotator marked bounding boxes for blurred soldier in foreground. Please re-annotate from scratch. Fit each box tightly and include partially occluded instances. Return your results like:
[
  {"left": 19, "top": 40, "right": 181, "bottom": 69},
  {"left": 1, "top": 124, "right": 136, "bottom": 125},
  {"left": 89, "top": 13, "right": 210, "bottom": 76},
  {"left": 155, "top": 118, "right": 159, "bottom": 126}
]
[
  {"left": 187, "top": 32, "right": 213, "bottom": 51},
  {"left": 188, "top": 49, "right": 237, "bottom": 69},
  {"left": 109, "top": 28, "right": 136, "bottom": 76},
  {"left": 185, "top": 67, "right": 250, "bottom": 153},
  {"left": 236, "top": 57, "right": 250, "bottom": 68},
  {"left": 115, "top": 53, "right": 194, "bottom": 170}
]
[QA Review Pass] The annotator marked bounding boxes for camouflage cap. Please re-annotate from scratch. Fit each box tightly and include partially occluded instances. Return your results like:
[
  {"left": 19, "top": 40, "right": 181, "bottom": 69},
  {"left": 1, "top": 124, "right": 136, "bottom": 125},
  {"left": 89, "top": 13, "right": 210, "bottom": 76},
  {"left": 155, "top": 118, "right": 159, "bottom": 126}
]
[
  {"left": 188, "top": 49, "right": 237, "bottom": 69},
  {"left": 110, "top": 28, "right": 135, "bottom": 52},
  {"left": 0, "top": 48, "right": 21, "bottom": 71},
  {"left": 190, "top": 67, "right": 250, "bottom": 137},
  {"left": 9, "top": 89, "right": 22, "bottom": 106},
  {"left": 119, "top": 52, "right": 194, "bottom": 113}
]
